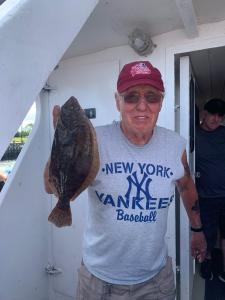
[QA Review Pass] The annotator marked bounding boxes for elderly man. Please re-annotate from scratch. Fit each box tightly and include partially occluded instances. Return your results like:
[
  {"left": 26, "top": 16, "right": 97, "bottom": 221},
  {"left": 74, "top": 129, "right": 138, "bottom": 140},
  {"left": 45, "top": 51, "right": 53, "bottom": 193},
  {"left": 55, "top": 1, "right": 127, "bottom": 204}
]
[{"left": 45, "top": 61, "right": 206, "bottom": 299}]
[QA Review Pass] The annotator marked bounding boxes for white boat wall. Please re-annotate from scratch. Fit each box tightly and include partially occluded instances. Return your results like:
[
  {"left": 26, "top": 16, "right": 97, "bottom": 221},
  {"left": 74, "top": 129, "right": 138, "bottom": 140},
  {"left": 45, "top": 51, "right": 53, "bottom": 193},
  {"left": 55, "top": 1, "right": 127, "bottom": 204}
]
[{"left": 1, "top": 1, "right": 225, "bottom": 299}]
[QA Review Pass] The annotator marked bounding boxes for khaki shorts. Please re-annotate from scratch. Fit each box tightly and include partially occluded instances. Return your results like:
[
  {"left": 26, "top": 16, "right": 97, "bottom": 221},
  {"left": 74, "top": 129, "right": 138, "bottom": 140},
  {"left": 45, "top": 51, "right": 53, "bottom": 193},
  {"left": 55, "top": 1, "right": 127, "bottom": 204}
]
[{"left": 75, "top": 256, "right": 176, "bottom": 300}]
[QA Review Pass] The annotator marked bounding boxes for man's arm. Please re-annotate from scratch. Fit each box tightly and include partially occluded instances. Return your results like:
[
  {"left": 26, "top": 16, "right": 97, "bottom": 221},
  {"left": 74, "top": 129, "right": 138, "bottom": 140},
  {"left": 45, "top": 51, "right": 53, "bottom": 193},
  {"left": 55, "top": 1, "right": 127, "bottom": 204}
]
[
  {"left": 176, "top": 150, "right": 207, "bottom": 262},
  {"left": 44, "top": 159, "right": 53, "bottom": 194},
  {"left": 0, "top": 171, "right": 7, "bottom": 182},
  {"left": 176, "top": 150, "right": 201, "bottom": 228}
]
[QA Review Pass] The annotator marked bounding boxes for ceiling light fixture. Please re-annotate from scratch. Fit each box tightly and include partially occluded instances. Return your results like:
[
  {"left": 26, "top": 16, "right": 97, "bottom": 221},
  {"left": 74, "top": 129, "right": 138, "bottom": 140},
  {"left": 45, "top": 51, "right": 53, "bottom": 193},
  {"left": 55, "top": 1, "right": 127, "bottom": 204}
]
[{"left": 128, "top": 28, "right": 156, "bottom": 56}]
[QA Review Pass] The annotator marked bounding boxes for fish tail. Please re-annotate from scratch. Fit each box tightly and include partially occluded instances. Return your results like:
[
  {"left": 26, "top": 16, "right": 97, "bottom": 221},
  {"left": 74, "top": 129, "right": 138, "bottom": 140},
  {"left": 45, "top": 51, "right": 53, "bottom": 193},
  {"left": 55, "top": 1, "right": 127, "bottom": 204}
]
[{"left": 48, "top": 201, "right": 72, "bottom": 227}]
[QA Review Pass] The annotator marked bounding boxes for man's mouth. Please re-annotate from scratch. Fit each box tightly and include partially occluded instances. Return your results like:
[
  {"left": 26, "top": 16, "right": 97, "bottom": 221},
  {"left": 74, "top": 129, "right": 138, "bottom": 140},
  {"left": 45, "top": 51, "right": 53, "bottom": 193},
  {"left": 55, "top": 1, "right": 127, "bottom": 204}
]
[{"left": 135, "top": 116, "right": 149, "bottom": 119}]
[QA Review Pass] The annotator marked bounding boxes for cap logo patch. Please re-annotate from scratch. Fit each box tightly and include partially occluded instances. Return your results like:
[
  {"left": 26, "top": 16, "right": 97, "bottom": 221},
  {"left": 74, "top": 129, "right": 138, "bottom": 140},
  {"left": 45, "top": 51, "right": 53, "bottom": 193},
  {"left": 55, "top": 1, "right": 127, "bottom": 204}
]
[{"left": 130, "top": 63, "right": 151, "bottom": 77}]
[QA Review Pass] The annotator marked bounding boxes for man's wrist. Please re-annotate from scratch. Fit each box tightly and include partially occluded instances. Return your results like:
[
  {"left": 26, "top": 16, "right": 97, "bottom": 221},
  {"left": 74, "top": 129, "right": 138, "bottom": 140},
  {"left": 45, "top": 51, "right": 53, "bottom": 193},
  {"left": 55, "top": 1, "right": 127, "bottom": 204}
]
[{"left": 190, "top": 226, "right": 203, "bottom": 232}]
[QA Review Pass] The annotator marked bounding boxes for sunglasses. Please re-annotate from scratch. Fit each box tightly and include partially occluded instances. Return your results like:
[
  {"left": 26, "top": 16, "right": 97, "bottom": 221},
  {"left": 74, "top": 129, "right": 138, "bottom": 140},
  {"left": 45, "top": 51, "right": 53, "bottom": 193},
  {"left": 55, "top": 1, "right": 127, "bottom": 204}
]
[{"left": 121, "top": 91, "right": 162, "bottom": 104}]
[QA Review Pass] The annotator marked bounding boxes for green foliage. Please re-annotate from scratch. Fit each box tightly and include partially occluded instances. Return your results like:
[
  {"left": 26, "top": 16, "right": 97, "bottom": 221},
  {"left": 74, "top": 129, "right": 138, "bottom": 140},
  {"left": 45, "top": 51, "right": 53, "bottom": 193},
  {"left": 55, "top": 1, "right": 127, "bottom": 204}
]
[
  {"left": 12, "top": 136, "right": 27, "bottom": 143},
  {"left": 14, "top": 132, "right": 20, "bottom": 138},
  {"left": 24, "top": 123, "right": 33, "bottom": 133},
  {"left": 12, "top": 123, "right": 33, "bottom": 143}
]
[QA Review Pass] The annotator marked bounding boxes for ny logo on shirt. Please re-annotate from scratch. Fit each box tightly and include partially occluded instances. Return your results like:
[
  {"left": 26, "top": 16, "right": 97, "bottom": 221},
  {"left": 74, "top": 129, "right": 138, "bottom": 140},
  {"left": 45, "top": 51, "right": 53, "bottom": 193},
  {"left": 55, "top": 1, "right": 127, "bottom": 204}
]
[{"left": 125, "top": 171, "right": 152, "bottom": 200}]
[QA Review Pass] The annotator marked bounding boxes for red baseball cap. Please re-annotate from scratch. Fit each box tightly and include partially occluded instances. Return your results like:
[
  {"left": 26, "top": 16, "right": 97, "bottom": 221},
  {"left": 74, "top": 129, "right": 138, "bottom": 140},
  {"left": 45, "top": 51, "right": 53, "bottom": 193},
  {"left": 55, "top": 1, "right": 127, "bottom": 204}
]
[{"left": 117, "top": 61, "right": 164, "bottom": 93}]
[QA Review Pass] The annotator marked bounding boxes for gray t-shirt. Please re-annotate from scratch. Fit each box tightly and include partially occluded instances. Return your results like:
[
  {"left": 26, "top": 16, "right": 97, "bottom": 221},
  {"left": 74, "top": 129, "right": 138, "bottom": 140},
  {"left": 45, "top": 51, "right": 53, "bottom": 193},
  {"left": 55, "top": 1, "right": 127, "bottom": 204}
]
[
  {"left": 195, "top": 125, "right": 225, "bottom": 198},
  {"left": 83, "top": 121, "right": 186, "bottom": 284}
]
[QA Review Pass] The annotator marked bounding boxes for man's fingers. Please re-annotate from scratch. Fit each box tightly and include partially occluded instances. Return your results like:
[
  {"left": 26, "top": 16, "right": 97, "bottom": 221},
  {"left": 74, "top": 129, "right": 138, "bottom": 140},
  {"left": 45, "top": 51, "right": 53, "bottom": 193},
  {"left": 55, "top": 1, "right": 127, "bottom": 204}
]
[
  {"left": 44, "top": 160, "right": 53, "bottom": 194},
  {"left": 193, "top": 247, "right": 207, "bottom": 263},
  {"left": 197, "top": 253, "right": 205, "bottom": 263},
  {"left": 53, "top": 105, "right": 61, "bottom": 129}
]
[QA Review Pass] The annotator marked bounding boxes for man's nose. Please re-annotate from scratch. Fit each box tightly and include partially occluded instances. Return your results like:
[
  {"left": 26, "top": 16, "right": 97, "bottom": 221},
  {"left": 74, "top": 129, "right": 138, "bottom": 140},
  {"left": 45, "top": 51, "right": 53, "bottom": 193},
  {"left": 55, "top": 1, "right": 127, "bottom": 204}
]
[
  {"left": 136, "top": 96, "right": 148, "bottom": 110},
  {"left": 214, "top": 114, "right": 221, "bottom": 121}
]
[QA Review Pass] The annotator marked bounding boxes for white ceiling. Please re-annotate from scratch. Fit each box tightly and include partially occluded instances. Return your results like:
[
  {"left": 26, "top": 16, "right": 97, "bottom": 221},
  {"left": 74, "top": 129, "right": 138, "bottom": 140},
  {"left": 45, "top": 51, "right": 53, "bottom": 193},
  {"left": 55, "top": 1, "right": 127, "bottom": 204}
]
[
  {"left": 62, "top": 0, "right": 225, "bottom": 102},
  {"left": 63, "top": 0, "right": 225, "bottom": 59},
  {"left": 63, "top": 0, "right": 185, "bottom": 59},
  {"left": 2, "top": 0, "right": 225, "bottom": 101}
]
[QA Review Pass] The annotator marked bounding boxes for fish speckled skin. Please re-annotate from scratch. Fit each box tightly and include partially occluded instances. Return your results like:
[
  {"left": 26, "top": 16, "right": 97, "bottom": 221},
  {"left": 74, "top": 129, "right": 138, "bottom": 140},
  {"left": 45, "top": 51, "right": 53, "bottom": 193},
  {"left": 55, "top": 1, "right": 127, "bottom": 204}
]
[{"left": 48, "top": 96, "right": 100, "bottom": 227}]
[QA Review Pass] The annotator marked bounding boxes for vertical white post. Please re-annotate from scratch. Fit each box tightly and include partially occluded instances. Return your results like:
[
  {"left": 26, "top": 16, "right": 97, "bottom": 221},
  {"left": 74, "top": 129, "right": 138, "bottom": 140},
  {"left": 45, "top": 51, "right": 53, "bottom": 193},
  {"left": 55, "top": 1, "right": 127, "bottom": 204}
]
[{"left": 179, "top": 56, "right": 194, "bottom": 300}]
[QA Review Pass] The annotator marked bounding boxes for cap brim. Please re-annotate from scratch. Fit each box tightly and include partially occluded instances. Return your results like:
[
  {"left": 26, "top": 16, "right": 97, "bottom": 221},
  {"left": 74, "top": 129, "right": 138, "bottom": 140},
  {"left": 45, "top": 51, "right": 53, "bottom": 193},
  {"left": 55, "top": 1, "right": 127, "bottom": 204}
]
[{"left": 118, "top": 79, "right": 164, "bottom": 93}]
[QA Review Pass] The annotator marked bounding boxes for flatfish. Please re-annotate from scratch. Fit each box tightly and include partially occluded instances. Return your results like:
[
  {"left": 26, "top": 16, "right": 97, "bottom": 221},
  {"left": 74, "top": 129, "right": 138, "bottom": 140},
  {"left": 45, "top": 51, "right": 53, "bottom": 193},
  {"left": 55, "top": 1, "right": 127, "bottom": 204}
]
[{"left": 48, "top": 96, "right": 100, "bottom": 227}]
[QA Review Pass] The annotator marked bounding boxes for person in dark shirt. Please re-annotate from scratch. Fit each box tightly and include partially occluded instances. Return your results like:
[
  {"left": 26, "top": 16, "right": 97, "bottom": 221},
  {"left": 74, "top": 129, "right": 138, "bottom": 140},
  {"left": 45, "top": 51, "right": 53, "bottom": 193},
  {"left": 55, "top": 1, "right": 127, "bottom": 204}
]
[{"left": 195, "top": 98, "right": 225, "bottom": 282}]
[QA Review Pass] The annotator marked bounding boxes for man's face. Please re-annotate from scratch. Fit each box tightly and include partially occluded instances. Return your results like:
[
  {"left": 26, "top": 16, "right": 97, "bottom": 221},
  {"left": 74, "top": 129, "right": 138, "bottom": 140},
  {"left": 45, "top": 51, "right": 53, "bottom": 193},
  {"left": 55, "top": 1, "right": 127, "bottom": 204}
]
[
  {"left": 115, "top": 85, "right": 163, "bottom": 142},
  {"left": 201, "top": 111, "right": 224, "bottom": 131}
]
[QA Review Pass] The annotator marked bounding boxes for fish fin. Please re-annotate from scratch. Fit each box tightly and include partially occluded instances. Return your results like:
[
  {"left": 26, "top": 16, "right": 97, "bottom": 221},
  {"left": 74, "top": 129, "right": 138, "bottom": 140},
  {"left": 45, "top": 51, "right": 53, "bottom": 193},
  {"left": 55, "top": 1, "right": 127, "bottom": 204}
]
[{"left": 48, "top": 205, "right": 72, "bottom": 228}]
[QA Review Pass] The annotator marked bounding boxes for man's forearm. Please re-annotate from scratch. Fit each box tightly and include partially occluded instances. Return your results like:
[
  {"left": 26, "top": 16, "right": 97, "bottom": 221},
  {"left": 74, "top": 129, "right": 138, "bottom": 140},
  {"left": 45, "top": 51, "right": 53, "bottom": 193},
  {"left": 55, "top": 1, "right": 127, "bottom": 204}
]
[
  {"left": 177, "top": 151, "right": 206, "bottom": 262},
  {"left": 178, "top": 150, "right": 203, "bottom": 229},
  {"left": 177, "top": 179, "right": 202, "bottom": 228},
  {"left": 44, "top": 159, "right": 53, "bottom": 194}
]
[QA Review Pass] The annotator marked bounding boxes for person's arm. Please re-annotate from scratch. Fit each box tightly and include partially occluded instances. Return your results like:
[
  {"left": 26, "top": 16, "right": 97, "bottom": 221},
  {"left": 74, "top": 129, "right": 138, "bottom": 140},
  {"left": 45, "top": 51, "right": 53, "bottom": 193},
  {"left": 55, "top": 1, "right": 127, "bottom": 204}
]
[
  {"left": 43, "top": 105, "right": 61, "bottom": 194},
  {"left": 0, "top": 171, "right": 7, "bottom": 182},
  {"left": 176, "top": 150, "right": 207, "bottom": 263},
  {"left": 44, "top": 159, "right": 53, "bottom": 194}
]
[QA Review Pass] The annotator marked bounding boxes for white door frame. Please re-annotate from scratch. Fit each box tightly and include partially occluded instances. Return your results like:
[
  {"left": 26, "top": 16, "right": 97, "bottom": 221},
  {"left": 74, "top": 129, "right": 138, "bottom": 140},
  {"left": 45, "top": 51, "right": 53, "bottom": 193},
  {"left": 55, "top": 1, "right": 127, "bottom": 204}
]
[
  {"left": 165, "top": 35, "right": 225, "bottom": 300},
  {"left": 179, "top": 55, "right": 194, "bottom": 300}
]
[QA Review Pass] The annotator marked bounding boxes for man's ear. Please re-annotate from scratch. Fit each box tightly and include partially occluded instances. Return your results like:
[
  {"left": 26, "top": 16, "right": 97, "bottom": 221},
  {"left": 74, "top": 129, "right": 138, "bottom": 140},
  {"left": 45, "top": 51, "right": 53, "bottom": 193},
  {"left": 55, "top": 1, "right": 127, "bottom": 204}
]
[
  {"left": 201, "top": 110, "right": 207, "bottom": 120},
  {"left": 200, "top": 110, "right": 208, "bottom": 125},
  {"left": 199, "top": 110, "right": 205, "bottom": 124},
  {"left": 115, "top": 92, "right": 121, "bottom": 112}
]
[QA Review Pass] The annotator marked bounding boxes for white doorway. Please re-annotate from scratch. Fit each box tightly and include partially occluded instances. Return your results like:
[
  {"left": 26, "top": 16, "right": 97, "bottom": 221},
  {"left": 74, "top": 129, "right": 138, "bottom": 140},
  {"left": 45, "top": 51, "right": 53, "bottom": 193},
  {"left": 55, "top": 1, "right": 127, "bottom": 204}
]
[{"left": 166, "top": 39, "right": 225, "bottom": 300}]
